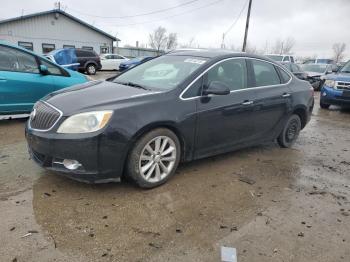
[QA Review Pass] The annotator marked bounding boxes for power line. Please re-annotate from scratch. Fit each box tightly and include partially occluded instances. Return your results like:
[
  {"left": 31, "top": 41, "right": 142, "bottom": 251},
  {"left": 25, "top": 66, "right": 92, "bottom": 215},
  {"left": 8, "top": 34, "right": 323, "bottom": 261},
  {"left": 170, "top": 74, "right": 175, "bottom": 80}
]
[
  {"left": 95, "top": 0, "right": 225, "bottom": 27},
  {"left": 221, "top": 0, "right": 249, "bottom": 48},
  {"left": 67, "top": 0, "right": 201, "bottom": 19}
]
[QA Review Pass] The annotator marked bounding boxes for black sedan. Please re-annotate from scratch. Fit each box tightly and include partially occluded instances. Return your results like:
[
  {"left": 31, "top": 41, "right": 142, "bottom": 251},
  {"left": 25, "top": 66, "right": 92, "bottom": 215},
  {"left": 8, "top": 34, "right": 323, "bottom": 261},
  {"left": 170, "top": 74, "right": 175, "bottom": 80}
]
[{"left": 26, "top": 50, "right": 314, "bottom": 188}]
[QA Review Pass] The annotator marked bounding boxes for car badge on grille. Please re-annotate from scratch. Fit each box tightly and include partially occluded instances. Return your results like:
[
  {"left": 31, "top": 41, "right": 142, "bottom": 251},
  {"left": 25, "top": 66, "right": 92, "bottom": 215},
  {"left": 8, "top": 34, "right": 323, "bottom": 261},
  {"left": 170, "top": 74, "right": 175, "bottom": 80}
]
[{"left": 30, "top": 108, "right": 37, "bottom": 121}]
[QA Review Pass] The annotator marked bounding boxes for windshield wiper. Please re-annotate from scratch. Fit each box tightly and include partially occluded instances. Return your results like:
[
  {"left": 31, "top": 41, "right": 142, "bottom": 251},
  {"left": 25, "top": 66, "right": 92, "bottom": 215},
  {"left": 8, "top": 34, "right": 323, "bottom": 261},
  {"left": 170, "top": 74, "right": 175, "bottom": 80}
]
[
  {"left": 341, "top": 70, "right": 350, "bottom": 73},
  {"left": 115, "top": 81, "right": 150, "bottom": 90}
]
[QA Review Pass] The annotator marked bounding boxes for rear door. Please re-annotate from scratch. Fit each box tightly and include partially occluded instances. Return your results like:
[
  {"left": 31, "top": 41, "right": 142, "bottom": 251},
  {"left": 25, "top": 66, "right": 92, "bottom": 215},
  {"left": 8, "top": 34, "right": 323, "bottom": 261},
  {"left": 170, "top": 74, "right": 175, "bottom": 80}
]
[
  {"left": 195, "top": 58, "right": 259, "bottom": 158},
  {"left": 0, "top": 45, "right": 54, "bottom": 113},
  {"left": 246, "top": 59, "right": 292, "bottom": 141}
]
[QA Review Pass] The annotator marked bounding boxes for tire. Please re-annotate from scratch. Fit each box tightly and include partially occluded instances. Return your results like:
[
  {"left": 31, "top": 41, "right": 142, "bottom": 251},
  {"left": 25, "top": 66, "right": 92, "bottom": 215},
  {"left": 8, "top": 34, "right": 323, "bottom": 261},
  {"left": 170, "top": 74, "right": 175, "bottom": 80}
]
[
  {"left": 86, "top": 64, "right": 97, "bottom": 75},
  {"left": 126, "top": 128, "right": 181, "bottom": 188},
  {"left": 320, "top": 100, "right": 330, "bottom": 109},
  {"left": 277, "top": 114, "right": 302, "bottom": 148}
]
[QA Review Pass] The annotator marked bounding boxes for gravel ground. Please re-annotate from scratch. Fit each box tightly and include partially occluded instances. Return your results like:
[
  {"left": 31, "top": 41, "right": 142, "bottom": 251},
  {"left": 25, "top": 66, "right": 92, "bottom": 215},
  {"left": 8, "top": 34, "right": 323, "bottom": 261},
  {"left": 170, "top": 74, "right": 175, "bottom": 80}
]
[{"left": 0, "top": 75, "right": 349, "bottom": 261}]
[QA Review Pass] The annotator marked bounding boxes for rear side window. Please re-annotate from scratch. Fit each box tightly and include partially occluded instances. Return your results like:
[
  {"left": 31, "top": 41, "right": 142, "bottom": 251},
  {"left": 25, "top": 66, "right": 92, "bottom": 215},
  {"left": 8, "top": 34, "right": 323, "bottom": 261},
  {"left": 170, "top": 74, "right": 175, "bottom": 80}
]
[
  {"left": 283, "top": 56, "right": 290, "bottom": 62},
  {"left": 76, "top": 50, "right": 96, "bottom": 57},
  {"left": 251, "top": 60, "right": 281, "bottom": 87},
  {"left": 0, "top": 45, "right": 39, "bottom": 73},
  {"left": 278, "top": 67, "right": 292, "bottom": 83},
  {"left": 205, "top": 59, "right": 247, "bottom": 91}
]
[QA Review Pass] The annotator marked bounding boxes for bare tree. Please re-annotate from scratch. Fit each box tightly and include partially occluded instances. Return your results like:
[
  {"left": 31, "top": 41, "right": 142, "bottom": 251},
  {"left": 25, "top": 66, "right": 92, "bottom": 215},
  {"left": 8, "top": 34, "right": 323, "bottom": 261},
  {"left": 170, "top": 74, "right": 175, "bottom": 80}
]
[
  {"left": 332, "top": 43, "right": 346, "bottom": 63},
  {"left": 166, "top": 33, "right": 178, "bottom": 50},
  {"left": 271, "top": 37, "right": 295, "bottom": 54},
  {"left": 149, "top": 26, "right": 168, "bottom": 54}
]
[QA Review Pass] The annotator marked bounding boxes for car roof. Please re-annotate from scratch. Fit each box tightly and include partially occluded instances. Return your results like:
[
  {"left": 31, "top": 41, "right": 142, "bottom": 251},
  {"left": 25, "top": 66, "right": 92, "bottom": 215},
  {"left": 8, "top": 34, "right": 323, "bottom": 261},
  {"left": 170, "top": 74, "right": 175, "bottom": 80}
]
[{"left": 165, "top": 49, "right": 277, "bottom": 63}]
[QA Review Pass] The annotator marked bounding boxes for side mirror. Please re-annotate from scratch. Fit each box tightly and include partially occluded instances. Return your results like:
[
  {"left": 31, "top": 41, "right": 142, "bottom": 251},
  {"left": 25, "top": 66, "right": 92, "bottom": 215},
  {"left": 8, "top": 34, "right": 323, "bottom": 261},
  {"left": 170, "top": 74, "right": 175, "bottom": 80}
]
[
  {"left": 332, "top": 66, "right": 338, "bottom": 73},
  {"left": 39, "top": 65, "right": 49, "bottom": 75},
  {"left": 203, "top": 81, "right": 230, "bottom": 96}
]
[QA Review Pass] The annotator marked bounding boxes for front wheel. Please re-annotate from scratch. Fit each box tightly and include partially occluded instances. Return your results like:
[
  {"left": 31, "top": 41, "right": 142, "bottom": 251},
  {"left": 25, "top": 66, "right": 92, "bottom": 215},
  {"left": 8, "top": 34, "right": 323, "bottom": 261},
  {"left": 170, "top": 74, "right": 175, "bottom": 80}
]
[
  {"left": 277, "top": 114, "right": 301, "bottom": 148},
  {"left": 127, "top": 128, "right": 181, "bottom": 188},
  {"left": 320, "top": 100, "right": 330, "bottom": 109}
]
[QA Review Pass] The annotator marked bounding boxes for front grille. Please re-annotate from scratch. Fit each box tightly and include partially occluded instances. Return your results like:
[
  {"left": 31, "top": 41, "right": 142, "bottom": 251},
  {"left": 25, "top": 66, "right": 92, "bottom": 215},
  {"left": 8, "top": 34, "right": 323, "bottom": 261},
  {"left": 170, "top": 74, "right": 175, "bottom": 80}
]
[
  {"left": 336, "top": 81, "right": 350, "bottom": 90},
  {"left": 29, "top": 101, "right": 61, "bottom": 131}
]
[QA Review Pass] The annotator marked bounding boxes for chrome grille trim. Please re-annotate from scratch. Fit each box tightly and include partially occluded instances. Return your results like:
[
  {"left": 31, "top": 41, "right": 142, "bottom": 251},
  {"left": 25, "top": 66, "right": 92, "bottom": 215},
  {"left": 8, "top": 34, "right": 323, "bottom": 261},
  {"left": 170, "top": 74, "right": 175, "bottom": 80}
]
[
  {"left": 336, "top": 81, "right": 350, "bottom": 90},
  {"left": 29, "top": 101, "right": 63, "bottom": 132}
]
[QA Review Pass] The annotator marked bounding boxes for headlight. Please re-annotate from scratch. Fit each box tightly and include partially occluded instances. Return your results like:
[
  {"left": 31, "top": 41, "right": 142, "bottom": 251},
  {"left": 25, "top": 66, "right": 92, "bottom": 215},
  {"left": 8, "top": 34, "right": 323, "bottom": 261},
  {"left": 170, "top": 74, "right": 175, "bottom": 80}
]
[
  {"left": 324, "top": 80, "right": 336, "bottom": 89},
  {"left": 57, "top": 111, "right": 113, "bottom": 134}
]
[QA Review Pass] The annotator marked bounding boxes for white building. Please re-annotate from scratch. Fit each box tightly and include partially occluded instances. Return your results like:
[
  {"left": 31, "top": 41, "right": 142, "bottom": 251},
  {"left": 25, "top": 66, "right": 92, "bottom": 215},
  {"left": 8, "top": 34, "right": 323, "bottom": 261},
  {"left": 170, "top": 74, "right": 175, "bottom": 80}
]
[{"left": 0, "top": 9, "right": 119, "bottom": 54}]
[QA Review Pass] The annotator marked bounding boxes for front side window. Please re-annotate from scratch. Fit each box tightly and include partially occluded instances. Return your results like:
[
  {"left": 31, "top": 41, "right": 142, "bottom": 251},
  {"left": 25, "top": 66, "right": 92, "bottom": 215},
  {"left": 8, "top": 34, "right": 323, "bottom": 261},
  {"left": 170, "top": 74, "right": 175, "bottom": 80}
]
[
  {"left": 115, "top": 55, "right": 208, "bottom": 90},
  {"left": 205, "top": 59, "right": 247, "bottom": 91},
  {"left": 0, "top": 45, "right": 39, "bottom": 73},
  {"left": 18, "top": 42, "right": 33, "bottom": 51},
  {"left": 42, "top": 43, "right": 55, "bottom": 54},
  {"left": 251, "top": 60, "right": 281, "bottom": 87},
  {"left": 40, "top": 59, "right": 65, "bottom": 76}
]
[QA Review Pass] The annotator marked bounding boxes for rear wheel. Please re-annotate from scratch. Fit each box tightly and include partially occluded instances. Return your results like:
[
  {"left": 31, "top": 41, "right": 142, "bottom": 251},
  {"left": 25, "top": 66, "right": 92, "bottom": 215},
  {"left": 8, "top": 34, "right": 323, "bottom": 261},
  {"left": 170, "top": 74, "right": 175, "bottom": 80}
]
[
  {"left": 86, "top": 64, "right": 97, "bottom": 75},
  {"left": 277, "top": 114, "right": 301, "bottom": 148},
  {"left": 320, "top": 100, "right": 330, "bottom": 109},
  {"left": 127, "top": 128, "right": 181, "bottom": 188}
]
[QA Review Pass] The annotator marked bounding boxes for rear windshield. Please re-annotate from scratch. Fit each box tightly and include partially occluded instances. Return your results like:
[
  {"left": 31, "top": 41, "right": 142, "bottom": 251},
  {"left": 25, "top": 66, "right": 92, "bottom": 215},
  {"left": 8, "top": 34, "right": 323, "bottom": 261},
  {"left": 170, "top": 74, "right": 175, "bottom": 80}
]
[{"left": 114, "top": 55, "right": 208, "bottom": 90}]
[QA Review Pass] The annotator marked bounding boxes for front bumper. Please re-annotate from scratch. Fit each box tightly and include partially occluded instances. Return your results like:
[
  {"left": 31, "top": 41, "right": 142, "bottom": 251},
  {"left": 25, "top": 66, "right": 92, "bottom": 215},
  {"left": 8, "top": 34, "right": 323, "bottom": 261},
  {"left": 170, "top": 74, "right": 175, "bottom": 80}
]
[
  {"left": 25, "top": 124, "right": 126, "bottom": 183},
  {"left": 320, "top": 86, "right": 350, "bottom": 106}
]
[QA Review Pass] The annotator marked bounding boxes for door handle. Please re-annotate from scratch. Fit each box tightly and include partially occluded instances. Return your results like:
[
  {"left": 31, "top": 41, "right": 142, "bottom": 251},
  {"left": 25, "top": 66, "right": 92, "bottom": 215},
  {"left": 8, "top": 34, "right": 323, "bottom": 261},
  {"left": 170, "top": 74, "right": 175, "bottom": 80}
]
[
  {"left": 282, "top": 93, "right": 291, "bottom": 98},
  {"left": 242, "top": 100, "right": 254, "bottom": 105},
  {"left": 0, "top": 77, "right": 7, "bottom": 81}
]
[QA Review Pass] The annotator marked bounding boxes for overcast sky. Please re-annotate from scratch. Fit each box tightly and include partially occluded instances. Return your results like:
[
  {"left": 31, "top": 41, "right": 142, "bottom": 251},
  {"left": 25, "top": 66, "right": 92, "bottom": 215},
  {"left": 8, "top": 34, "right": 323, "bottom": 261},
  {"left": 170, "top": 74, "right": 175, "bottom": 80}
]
[{"left": 1, "top": 0, "right": 349, "bottom": 59}]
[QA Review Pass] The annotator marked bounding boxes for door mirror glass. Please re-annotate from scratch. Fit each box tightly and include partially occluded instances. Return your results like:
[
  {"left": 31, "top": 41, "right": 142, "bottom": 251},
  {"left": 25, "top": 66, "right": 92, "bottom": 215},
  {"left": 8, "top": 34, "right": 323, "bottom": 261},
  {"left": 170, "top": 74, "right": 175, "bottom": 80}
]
[
  {"left": 203, "top": 81, "right": 230, "bottom": 96},
  {"left": 39, "top": 64, "right": 49, "bottom": 75}
]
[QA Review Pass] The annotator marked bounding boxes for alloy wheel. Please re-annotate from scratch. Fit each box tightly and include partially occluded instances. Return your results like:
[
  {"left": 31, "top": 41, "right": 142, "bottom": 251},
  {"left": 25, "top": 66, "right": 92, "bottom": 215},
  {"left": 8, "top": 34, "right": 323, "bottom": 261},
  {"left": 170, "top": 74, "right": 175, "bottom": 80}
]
[{"left": 139, "top": 136, "right": 177, "bottom": 183}]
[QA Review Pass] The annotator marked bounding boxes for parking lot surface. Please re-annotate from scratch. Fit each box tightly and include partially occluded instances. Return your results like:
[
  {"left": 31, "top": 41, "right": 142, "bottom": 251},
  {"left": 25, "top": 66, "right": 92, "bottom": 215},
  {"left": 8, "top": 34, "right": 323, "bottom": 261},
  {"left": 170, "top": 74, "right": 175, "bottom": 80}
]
[{"left": 0, "top": 72, "right": 349, "bottom": 261}]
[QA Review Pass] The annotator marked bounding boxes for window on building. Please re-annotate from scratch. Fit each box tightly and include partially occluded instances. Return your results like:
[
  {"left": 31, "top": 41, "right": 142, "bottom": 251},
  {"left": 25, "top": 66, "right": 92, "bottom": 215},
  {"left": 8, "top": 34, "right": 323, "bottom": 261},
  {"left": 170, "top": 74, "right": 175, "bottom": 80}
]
[
  {"left": 100, "top": 46, "right": 109, "bottom": 54},
  {"left": 18, "top": 42, "right": 33, "bottom": 51},
  {"left": 42, "top": 43, "right": 55, "bottom": 54},
  {"left": 251, "top": 60, "right": 281, "bottom": 87},
  {"left": 0, "top": 45, "right": 39, "bottom": 73},
  {"left": 63, "top": 45, "right": 75, "bottom": 49},
  {"left": 82, "top": 46, "right": 93, "bottom": 51},
  {"left": 205, "top": 59, "right": 247, "bottom": 91}
]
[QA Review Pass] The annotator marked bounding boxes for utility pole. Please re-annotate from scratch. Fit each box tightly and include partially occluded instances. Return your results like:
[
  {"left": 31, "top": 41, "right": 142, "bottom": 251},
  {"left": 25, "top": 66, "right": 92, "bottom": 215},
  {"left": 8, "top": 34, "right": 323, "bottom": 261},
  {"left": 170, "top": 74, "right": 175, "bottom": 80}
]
[{"left": 242, "top": 0, "right": 253, "bottom": 52}]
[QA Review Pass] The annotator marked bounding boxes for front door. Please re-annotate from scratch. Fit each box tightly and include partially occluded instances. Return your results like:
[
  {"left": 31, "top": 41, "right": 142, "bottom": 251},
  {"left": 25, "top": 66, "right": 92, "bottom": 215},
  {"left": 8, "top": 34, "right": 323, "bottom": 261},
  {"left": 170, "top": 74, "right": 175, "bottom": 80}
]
[
  {"left": 195, "top": 58, "right": 259, "bottom": 158},
  {"left": 0, "top": 45, "right": 54, "bottom": 113}
]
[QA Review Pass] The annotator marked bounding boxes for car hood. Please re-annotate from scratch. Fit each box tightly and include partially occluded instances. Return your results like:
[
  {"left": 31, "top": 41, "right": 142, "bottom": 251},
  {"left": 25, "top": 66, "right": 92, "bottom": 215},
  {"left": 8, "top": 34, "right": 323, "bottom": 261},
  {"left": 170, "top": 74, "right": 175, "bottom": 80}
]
[
  {"left": 323, "top": 72, "right": 350, "bottom": 81},
  {"left": 44, "top": 80, "right": 160, "bottom": 115}
]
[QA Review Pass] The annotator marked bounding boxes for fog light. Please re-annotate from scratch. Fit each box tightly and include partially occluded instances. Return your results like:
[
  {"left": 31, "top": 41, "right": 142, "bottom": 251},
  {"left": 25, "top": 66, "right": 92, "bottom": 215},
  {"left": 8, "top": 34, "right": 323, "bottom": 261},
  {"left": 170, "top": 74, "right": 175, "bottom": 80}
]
[{"left": 62, "top": 159, "right": 81, "bottom": 170}]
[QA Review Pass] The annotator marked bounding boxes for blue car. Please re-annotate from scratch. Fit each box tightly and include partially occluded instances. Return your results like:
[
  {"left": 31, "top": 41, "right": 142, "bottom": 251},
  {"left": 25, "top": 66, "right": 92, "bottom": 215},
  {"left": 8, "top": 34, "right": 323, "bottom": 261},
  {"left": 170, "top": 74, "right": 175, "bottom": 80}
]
[
  {"left": 118, "top": 56, "right": 154, "bottom": 71},
  {"left": 320, "top": 60, "right": 350, "bottom": 109},
  {"left": 0, "top": 42, "right": 89, "bottom": 115}
]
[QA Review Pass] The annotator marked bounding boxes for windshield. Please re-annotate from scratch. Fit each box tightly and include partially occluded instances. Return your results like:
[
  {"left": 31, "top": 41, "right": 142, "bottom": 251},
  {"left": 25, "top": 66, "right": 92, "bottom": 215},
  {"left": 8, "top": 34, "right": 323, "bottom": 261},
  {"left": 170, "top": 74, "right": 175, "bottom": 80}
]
[
  {"left": 266, "top": 55, "right": 283, "bottom": 62},
  {"left": 340, "top": 61, "right": 350, "bottom": 73},
  {"left": 114, "top": 55, "right": 208, "bottom": 90},
  {"left": 301, "top": 64, "right": 328, "bottom": 73}
]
